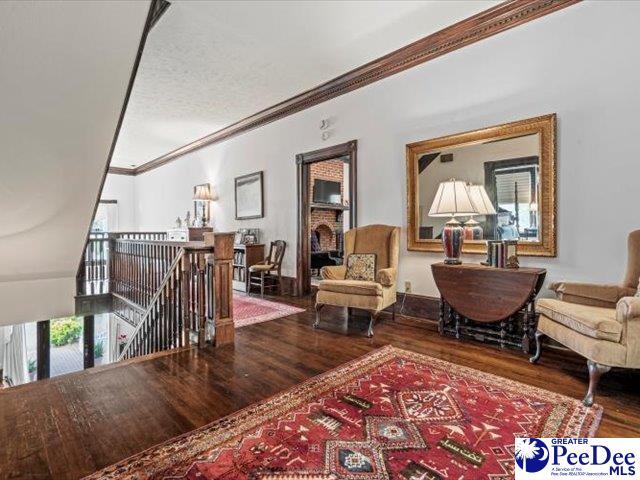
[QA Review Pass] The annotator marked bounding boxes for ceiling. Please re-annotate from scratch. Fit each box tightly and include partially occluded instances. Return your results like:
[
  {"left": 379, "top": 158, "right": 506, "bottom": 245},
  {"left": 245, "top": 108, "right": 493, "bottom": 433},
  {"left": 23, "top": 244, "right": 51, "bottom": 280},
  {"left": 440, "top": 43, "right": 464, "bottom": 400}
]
[
  {"left": 0, "top": 0, "right": 149, "bottom": 325},
  {"left": 110, "top": 0, "right": 497, "bottom": 168}
]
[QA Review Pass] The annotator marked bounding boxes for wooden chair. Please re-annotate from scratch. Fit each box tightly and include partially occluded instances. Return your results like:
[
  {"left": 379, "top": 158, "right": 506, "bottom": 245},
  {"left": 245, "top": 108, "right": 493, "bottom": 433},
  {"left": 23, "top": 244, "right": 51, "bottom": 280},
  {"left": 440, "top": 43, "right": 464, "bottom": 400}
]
[{"left": 247, "top": 240, "right": 286, "bottom": 297}]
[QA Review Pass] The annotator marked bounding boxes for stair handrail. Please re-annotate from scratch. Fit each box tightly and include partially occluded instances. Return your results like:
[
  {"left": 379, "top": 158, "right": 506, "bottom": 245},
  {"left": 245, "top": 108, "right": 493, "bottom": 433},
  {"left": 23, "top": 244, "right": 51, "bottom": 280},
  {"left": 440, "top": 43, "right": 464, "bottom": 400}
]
[{"left": 118, "top": 247, "right": 185, "bottom": 361}]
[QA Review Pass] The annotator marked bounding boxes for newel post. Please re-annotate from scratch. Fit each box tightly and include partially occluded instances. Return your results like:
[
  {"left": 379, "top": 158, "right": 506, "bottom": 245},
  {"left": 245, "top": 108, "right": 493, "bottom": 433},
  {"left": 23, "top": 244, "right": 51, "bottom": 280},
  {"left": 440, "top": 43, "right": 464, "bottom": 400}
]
[
  {"left": 205, "top": 232, "right": 235, "bottom": 346},
  {"left": 181, "top": 251, "right": 192, "bottom": 346}
]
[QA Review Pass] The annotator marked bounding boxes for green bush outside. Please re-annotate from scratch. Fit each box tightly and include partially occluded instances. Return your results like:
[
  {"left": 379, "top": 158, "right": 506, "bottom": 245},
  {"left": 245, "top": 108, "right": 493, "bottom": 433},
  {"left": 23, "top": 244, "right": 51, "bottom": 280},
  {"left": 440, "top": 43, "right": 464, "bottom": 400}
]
[
  {"left": 50, "top": 318, "right": 82, "bottom": 347},
  {"left": 94, "top": 340, "right": 104, "bottom": 359}
]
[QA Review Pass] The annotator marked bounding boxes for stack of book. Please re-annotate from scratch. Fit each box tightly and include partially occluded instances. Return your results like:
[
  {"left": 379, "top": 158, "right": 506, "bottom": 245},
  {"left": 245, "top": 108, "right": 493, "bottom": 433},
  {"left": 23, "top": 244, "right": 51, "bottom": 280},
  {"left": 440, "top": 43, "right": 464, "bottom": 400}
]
[
  {"left": 485, "top": 240, "right": 518, "bottom": 269},
  {"left": 233, "top": 250, "right": 246, "bottom": 282}
]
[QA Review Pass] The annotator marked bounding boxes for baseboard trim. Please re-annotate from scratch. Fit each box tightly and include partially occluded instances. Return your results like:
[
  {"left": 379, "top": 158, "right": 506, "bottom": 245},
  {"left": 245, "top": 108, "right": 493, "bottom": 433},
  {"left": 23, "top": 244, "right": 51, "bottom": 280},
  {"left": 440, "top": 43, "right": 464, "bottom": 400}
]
[
  {"left": 288, "top": 282, "right": 574, "bottom": 355},
  {"left": 388, "top": 292, "right": 440, "bottom": 323}
]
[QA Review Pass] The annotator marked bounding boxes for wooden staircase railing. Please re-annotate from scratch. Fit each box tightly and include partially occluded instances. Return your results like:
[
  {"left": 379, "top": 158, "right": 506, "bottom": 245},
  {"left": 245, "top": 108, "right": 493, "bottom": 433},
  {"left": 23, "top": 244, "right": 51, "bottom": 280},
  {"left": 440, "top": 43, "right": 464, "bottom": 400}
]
[
  {"left": 76, "top": 231, "right": 167, "bottom": 297},
  {"left": 117, "top": 247, "right": 186, "bottom": 360},
  {"left": 111, "top": 238, "right": 181, "bottom": 310},
  {"left": 76, "top": 231, "right": 235, "bottom": 362}
]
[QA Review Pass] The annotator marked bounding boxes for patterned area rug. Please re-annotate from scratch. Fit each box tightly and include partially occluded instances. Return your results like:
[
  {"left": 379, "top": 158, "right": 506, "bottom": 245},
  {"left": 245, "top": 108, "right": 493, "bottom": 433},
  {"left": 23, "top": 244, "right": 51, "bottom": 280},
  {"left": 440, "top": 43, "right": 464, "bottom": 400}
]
[
  {"left": 233, "top": 294, "right": 305, "bottom": 328},
  {"left": 86, "top": 345, "right": 602, "bottom": 479}
]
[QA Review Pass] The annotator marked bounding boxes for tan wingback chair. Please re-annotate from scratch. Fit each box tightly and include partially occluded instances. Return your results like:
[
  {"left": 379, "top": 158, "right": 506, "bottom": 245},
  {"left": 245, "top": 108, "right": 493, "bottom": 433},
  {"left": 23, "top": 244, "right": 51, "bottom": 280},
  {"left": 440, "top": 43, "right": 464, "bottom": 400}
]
[
  {"left": 530, "top": 230, "right": 640, "bottom": 406},
  {"left": 314, "top": 224, "right": 400, "bottom": 337}
]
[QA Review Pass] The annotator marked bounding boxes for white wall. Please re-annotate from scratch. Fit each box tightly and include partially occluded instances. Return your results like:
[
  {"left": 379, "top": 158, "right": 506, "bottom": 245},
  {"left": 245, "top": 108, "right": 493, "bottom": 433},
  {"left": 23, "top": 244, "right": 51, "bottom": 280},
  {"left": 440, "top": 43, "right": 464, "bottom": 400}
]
[
  {"left": 128, "top": 2, "right": 640, "bottom": 297},
  {"left": 0, "top": 1, "right": 150, "bottom": 326},
  {"left": 102, "top": 175, "right": 137, "bottom": 231}
]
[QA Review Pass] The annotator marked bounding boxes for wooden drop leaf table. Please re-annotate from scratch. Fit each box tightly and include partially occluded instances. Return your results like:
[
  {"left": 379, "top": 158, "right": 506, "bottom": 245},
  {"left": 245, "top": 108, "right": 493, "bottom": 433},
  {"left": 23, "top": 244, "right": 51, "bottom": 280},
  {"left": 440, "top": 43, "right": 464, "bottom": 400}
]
[{"left": 431, "top": 262, "right": 546, "bottom": 353}]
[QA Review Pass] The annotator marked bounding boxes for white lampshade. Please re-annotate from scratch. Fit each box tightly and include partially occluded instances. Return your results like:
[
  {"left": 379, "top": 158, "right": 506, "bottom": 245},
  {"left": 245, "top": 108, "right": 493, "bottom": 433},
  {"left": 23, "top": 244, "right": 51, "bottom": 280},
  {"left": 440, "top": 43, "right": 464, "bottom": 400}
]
[
  {"left": 467, "top": 184, "right": 497, "bottom": 215},
  {"left": 193, "top": 184, "right": 215, "bottom": 201},
  {"left": 428, "top": 179, "right": 477, "bottom": 218}
]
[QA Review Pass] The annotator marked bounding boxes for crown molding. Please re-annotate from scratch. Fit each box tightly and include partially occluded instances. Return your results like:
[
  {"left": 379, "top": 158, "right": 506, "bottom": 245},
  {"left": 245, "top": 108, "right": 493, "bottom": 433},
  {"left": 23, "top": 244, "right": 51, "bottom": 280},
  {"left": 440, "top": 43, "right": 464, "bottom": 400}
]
[
  {"left": 109, "top": 0, "right": 580, "bottom": 177},
  {"left": 108, "top": 166, "right": 136, "bottom": 176}
]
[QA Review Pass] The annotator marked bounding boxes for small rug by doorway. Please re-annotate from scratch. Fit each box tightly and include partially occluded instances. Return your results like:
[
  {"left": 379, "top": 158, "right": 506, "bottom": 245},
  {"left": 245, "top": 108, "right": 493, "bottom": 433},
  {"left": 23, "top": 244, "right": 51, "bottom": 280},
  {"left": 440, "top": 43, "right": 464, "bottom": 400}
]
[
  {"left": 233, "top": 293, "right": 305, "bottom": 328},
  {"left": 86, "top": 345, "right": 601, "bottom": 479}
]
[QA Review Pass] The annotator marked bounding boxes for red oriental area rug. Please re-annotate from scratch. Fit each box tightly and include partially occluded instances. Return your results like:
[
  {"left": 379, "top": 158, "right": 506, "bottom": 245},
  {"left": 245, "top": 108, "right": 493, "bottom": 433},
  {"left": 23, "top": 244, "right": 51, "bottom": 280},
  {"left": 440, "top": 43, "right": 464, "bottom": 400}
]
[
  {"left": 86, "top": 346, "right": 601, "bottom": 480},
  {"left": 233, "top": 294, "right": 305, "bottom": 328}
]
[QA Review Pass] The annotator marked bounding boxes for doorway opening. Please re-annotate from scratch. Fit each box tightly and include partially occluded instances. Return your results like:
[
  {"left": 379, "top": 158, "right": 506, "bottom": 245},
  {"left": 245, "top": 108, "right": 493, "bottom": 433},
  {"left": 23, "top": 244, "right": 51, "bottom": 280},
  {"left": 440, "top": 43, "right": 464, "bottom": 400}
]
[{"left": 296, "top": 140, "right": 357, "bottom": 296}]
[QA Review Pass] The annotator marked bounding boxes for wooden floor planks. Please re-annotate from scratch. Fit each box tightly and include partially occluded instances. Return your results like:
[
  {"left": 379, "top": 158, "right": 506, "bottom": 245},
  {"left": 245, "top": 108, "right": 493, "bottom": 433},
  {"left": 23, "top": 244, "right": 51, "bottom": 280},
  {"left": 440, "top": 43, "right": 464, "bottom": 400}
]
[{"left": 0, "top": 295, "right": 638, "bottom": 479}]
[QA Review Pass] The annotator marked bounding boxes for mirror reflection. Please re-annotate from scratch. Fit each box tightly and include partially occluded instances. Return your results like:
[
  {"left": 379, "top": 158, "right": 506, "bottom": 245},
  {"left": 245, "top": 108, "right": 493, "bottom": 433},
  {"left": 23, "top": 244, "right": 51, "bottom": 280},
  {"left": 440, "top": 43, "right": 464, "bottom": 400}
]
[{"left": 418, "top": 133, "right": 540, "bottom": 243}]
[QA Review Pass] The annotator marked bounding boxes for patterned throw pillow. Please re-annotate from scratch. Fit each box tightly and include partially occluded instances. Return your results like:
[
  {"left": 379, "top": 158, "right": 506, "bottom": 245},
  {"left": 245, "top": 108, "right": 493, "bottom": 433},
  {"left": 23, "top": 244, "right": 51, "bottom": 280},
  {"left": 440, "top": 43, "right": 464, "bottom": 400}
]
[{"left": 345, "top": 253, "right": 377, "bottom": 282}]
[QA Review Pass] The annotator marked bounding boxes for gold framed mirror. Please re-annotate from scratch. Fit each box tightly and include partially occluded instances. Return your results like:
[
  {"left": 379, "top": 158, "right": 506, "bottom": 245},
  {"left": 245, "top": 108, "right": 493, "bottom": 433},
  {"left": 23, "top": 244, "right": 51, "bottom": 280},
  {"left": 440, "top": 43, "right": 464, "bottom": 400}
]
[{"left": 406, "top": 114, "right": 556, "bottom": 257}]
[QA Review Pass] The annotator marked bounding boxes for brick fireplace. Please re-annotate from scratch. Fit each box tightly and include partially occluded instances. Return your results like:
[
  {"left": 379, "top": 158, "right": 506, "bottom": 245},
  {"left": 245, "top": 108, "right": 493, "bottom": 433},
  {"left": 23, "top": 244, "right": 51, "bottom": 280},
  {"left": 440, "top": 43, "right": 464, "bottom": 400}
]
[{"left": 310, "top": 159, "right": 344, "bottom": 252}]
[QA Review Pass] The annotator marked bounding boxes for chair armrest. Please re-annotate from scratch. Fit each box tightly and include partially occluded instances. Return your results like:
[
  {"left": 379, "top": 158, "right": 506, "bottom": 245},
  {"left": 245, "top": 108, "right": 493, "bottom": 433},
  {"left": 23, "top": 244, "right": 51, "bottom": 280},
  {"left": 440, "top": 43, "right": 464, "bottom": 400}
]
[
  {"left": 376, "top": 268, "right": 396, "bottom": 287},
  {"left": 549, "top": 281, "right": 634, "bottom": 307},
  {"left": 321, "top": 265, "right": 346, "bottom": 280},
  {"left": 617, "top": 296, "right": 640, "bottom": 322}
]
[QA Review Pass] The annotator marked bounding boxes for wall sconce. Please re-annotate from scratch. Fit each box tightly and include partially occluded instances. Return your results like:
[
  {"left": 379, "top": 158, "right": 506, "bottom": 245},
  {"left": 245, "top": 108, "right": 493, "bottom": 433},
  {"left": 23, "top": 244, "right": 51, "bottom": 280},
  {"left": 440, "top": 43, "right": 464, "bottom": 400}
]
[{"left": 193, "top": 183, "right": 215, "bottom": 227}]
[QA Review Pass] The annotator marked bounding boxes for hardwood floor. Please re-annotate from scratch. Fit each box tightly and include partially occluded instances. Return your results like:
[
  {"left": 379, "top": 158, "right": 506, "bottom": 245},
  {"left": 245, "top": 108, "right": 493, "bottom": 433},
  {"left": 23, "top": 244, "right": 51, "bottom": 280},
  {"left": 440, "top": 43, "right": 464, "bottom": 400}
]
[{"left": 1, "top": 295, "right": 639, "bottom": 479}]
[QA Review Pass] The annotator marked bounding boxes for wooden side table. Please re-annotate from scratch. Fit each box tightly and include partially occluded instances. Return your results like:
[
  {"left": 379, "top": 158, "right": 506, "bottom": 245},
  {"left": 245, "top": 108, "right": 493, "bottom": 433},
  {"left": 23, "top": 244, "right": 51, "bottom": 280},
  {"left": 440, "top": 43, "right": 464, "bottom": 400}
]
[{"left": 431, "top": 262, "right": 546, "bottom": 353}]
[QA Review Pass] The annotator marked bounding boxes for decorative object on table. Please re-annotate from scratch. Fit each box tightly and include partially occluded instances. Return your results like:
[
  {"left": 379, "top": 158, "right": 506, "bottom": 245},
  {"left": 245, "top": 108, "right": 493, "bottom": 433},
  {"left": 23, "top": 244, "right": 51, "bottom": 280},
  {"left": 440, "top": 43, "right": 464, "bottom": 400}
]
[
  {"left": 464, "top": 184, "right": 497, "bottom": 240},
  {"left": 245, "top": 228, "right": 260, "bottom": 243},
  {"left": 175, "top": 217, "right": 182, "bottom": 228},
  {"left": 184, "top": 211, "right": 192, "bottom": 227},
  {"left": 345, "top": 253, "right": 377, "bottom": 281},
  {"left": 247, "top": 240, "right": 286, "bottom": 297},
  {"left": 428, "top": 179, "right": 477, "bottom": 264},
  {"left": 484, "top": 240, "right": 519, "bottom": 268},
  {"left": 243, "top": 234, "right": 256, "bottom": 245},
  {"left": 235, "top": 228, "right": 248, "bottom": 244},
  {"left": 233, "top": 292, "right": 304, "bottom": 328},
  {"left": 193, "top": 183, "right": 216, "bottom": 226},
  {"left": 504, "top": 240, "right": 519, "bottom": 268},
  {"left": 432, "top": 262, "right": 546, "bottom": 353},
  {"left": 166, "top": 227, "right": 213, "bottom": 242},
  {"left": 530, "top": 229, "right": 640, "bottom": 406},
  {"left": 86, "top": 346, "right": 601, "bottom": 480},
  {"left": 315, "top": 225, "right": 400, "bottom": 337},
  {"left": 235, "top": 171, "right": 264, "bottom": 220}
]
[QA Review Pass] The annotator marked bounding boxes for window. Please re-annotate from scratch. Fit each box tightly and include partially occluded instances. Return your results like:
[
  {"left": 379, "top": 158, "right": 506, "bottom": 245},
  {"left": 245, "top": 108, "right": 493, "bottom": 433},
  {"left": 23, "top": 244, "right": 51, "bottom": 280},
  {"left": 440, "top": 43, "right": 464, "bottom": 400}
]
[{"left": 92, "top": 201, "right": 118, "bottom": 233}]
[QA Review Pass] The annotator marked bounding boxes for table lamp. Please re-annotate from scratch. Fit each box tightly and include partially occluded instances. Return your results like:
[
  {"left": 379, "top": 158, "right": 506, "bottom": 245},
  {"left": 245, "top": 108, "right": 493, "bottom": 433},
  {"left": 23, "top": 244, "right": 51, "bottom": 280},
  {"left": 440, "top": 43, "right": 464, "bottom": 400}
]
[
  {"left": 464, "top": 184, "right": 497, "bottom": 240},
  {"left": 428, "top": 179, "right": 477, "bottom": 264},
  {"left": 193, "top": 184, "right": 216, "bottom": 226}
]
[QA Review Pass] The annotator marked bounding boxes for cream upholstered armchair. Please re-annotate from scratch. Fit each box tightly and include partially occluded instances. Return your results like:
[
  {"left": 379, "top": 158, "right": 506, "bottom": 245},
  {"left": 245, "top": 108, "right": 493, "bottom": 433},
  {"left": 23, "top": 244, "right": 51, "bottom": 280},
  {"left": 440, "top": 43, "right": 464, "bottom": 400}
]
[
  {"left": 530, "top": 230, "right": 640, "bottom": 406},
  {"left": 314, "top": 224, "right": 400, "bottom": 337}
]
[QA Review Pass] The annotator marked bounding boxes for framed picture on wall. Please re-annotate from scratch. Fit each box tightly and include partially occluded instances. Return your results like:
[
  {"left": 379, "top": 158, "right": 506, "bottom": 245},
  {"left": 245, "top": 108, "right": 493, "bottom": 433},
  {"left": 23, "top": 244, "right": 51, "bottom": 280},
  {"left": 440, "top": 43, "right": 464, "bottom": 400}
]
[{"left": 235, "top": 171, "right": 264, "bottom": 220}]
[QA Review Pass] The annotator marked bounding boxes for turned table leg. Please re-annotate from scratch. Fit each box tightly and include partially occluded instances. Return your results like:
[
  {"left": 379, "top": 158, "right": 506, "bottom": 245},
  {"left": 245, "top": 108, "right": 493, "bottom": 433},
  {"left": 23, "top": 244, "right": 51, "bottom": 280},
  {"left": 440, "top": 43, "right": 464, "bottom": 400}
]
[{"left": 529, "top": 331, "right": 544, "bottom": 363}]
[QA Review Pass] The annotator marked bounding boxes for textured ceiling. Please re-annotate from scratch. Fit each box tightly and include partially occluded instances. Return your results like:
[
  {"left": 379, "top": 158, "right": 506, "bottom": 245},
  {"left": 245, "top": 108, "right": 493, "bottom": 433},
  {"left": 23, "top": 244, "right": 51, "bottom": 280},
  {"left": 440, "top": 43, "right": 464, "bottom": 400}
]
[{"left": 111, "top": 0, "right": 497, "bottom": 168}]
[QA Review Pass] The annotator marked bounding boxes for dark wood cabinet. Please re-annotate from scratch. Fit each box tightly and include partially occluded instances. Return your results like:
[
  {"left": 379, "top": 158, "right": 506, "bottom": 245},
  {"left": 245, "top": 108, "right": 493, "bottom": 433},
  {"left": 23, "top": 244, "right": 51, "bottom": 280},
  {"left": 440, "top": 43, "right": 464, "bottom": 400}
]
[
  {"left": 232, "top": 244, "right": 265, "bottom": 292},
  {"left": 431, "top": 262, "right": 546, "bottom": 353}
]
